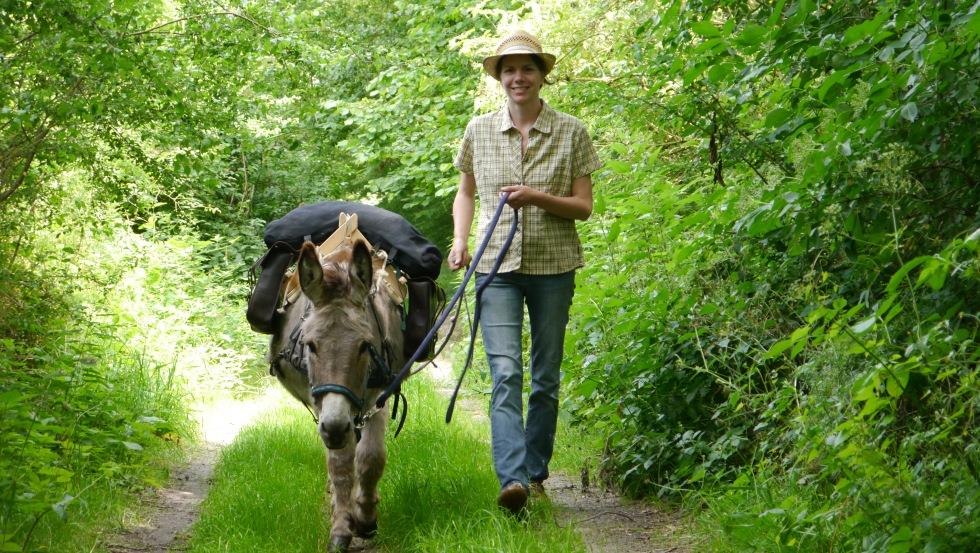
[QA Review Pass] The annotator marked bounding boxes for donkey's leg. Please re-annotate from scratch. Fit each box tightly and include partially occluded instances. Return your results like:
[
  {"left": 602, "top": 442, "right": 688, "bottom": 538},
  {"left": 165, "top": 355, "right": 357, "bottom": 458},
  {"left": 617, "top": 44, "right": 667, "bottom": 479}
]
[
  {"left": 352, "top": 409, "right": 388, "bottom": 538},
  {"left": 327, "top": 443, "right": 355, "bottom": 552}
]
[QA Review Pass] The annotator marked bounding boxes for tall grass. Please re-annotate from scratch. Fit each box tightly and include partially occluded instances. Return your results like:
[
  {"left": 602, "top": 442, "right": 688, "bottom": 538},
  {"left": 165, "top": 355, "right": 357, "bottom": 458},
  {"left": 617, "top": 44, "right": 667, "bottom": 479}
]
[{"left": 187, "top": 379, "right": 586, "bottom": 553}]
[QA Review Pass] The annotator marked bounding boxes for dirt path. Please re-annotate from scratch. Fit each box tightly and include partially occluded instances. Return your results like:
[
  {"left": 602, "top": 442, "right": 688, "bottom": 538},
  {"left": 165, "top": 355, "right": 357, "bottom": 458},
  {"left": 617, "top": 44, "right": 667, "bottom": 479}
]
[
  {"left": 106, "top": 446, "right": 217, "bottom": 553},
  {"left": 106, "top": 391, "right": 281, "bottom": 553},
  {"left": 429, "top": 359, "right": 691, "bottom": 553},
  {"left": 545, "top": 472, "right": 689, "bottom": 553}
]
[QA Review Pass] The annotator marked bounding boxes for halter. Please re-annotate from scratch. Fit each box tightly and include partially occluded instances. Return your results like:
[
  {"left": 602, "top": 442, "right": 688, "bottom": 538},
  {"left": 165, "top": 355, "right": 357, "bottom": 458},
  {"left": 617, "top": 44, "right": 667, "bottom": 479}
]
[{"left": 276, "top": 280, "right": 408, "bottom": 440}]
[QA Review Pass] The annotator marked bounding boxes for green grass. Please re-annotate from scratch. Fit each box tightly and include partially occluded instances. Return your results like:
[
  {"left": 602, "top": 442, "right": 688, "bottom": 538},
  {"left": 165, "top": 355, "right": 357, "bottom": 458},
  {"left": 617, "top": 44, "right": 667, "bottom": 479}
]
[{"left": 186, "top": 377, "right": 586, "bottom": 552}]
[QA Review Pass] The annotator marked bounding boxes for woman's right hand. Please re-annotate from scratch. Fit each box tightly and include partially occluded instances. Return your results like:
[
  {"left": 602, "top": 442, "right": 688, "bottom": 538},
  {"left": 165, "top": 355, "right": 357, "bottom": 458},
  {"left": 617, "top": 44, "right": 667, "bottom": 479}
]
[{"left": 448, "top": 242, "right": 471, "bottom": 271}]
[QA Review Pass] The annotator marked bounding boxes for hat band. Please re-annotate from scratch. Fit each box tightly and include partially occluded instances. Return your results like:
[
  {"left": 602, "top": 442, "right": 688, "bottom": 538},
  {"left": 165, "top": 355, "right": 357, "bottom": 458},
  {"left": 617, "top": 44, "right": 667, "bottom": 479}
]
[{"left": 496, "top": 45, "right": 541, "bottom": 57}]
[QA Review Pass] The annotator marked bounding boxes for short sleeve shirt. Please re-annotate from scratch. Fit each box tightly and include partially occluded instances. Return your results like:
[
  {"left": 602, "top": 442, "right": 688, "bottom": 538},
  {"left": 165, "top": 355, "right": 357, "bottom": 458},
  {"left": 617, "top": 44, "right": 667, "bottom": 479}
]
[{"left": 453, "top": 101, "right": 602, "bottom": 275}]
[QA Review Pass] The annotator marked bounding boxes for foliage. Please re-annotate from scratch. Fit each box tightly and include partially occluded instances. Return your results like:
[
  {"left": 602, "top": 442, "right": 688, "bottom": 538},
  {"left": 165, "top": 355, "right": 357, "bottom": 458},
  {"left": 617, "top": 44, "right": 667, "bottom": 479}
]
[
  {"left": 552, "top": 0, "right": 979, "bottom": 551},
  {"left": 2, "top": 0, "right": 978, "bottom": 551},
  {"left": 0, "top": 219, "right": 188, "bottom": 549}
]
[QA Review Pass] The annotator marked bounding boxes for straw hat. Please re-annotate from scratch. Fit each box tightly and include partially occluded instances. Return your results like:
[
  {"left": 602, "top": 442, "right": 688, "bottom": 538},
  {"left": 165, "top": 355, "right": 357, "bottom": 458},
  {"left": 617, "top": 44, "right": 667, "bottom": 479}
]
[{"left": 482, "top": 31, "right": 556, "bottom": 80}]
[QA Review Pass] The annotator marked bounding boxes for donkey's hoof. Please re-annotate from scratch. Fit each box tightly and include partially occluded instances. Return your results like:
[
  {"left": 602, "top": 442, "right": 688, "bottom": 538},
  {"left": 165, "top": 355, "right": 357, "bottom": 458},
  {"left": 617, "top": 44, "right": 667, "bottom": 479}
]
[
  {"left": 328, "top": 534, "right": 352, "bottom": 553},
  {"left": 353, "top": 517, "right": 378, "bottom": 538}
]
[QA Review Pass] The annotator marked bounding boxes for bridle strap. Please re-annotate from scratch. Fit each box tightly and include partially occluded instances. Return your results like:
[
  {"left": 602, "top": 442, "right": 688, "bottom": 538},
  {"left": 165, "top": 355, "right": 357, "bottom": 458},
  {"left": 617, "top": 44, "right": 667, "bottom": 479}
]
[
  {"left": 310, "top": 383, "right": 364, "bottom": 411},
  {"left": 307, "top": 289, "right": 405, "bottom": 435}
]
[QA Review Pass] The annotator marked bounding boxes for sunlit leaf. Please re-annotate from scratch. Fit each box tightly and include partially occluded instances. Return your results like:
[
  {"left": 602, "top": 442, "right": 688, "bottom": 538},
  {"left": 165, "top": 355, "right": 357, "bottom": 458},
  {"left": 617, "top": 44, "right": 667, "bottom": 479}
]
[{"left": 850, "top": 315, "right": 876, "bottom": 334}]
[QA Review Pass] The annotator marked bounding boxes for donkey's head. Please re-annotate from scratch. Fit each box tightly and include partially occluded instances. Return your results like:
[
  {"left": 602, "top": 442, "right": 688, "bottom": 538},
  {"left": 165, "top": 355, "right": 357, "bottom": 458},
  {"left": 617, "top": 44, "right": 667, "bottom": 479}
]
[{"left": 297, "top": 240, "right": 377, "bottom": 450}]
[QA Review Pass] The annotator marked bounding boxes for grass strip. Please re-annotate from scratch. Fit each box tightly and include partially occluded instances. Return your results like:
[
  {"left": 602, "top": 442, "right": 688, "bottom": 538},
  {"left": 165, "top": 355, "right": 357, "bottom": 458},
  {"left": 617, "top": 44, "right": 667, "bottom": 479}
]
[{"left": 186, "top": 378, "right": 585, "bottom": 552}]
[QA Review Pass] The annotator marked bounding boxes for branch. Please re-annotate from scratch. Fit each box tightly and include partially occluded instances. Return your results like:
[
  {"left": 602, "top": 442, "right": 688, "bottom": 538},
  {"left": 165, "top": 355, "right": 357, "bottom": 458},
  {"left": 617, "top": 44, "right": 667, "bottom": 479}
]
[
  {"left": 14, "top": 31, "right": 38, "bottom": 48},
  {"left": 126, "top": 10, "right": 276, "bottom": 38},
  {"left": 0, "top": 140, "right": 38, "bottom": 205}
]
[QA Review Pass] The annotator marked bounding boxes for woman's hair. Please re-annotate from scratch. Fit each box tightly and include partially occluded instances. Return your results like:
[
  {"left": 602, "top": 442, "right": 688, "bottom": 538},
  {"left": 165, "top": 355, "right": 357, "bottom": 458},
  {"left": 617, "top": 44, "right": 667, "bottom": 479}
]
[{"left": 495, "top": 54, "right": 554, "bottom": 84}]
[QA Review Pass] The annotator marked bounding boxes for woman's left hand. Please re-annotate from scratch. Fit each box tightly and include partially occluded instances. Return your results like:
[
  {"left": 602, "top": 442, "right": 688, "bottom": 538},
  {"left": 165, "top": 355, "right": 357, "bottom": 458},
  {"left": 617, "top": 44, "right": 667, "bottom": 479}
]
[{"left": 500, "top": 185, "right": 538, "bottom": 209}]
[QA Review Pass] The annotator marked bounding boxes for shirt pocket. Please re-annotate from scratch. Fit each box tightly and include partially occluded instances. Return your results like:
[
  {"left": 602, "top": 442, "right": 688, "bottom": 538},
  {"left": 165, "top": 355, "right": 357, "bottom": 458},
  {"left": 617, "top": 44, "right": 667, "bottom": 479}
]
[{"left": 534, "top": 152, "right": 572, "bottom": 197}]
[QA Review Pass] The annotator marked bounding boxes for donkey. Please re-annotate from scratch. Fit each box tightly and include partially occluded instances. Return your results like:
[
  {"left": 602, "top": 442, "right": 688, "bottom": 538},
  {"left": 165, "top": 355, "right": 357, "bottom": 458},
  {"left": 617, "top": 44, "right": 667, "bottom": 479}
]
[{"left": 269, "top": 239, "right": 404, "bottom": 552}]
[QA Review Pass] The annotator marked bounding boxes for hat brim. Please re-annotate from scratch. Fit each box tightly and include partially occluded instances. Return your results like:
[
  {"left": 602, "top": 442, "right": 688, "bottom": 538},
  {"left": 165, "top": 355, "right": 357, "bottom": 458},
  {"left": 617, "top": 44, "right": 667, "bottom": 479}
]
[{"left": 482, "top": 49, "right": 556, "bottom": 80}]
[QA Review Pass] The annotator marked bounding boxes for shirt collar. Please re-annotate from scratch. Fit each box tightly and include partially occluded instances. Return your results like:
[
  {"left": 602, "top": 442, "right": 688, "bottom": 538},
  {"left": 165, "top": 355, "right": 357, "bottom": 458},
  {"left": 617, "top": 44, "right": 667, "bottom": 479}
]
[{"left": 497, "top": 100, "right": 555, "bottom": 134}]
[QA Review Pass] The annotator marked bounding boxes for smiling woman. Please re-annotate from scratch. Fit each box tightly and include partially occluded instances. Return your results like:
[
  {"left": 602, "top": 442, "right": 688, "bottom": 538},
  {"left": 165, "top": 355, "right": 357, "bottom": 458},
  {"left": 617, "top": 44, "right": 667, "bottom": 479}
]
[{"left": 448, "top": 30, "right": 603, "bottom": 516}]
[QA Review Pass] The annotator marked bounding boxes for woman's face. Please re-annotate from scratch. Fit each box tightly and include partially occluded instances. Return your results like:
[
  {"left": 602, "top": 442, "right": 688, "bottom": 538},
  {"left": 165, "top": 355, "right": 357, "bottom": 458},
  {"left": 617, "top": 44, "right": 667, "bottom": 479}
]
[{"left": 499, "top": 54, "right": 542, "bottom": 106}]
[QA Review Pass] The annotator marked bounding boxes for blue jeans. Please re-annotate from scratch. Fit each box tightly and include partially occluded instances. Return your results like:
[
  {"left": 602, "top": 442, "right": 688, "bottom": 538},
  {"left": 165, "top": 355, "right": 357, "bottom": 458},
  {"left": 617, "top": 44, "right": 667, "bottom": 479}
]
[{"left": 475, "top": 271, "right": 576, "bottom": 490}]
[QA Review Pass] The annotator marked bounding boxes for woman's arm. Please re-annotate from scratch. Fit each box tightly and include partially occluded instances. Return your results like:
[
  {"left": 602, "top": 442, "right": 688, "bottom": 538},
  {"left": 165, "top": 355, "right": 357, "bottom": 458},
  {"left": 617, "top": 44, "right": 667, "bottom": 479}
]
[
  {"left": 448, "top": 172, "right": 476, "bottom": 270},
  {"left": 501, "top": 174, "right": 594, "bottom": 221}
]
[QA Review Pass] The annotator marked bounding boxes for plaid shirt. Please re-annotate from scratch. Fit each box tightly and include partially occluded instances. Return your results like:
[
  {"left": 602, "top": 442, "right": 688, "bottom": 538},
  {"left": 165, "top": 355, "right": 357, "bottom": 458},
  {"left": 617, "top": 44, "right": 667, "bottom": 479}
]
[{"left": 454, "top": 101, "right": 602, "bottom": 275}]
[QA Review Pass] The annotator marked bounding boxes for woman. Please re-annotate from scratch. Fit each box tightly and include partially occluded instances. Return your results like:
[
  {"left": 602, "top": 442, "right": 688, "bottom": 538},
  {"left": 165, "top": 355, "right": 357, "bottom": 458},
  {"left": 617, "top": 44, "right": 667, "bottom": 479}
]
[{"left": 449, "top": 30, "right": 602, "bottom": 514}]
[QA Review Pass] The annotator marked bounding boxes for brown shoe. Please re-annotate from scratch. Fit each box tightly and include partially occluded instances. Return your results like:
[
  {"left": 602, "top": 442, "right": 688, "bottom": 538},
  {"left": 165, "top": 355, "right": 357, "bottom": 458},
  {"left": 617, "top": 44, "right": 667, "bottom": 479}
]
[{"left": 497, "top": 481, "right": 528, "bottom": 514}]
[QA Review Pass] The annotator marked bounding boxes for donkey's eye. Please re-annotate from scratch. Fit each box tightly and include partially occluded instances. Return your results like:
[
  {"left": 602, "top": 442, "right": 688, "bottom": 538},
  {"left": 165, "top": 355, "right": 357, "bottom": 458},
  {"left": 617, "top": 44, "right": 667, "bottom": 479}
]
[{"left": 306, "top": 342, "right": 318, "bottom": 355}]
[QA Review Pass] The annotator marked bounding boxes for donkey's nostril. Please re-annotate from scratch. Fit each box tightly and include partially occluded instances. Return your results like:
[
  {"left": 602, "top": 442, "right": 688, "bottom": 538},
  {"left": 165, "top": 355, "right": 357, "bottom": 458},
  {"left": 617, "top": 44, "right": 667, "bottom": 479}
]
[{"left": 319, "top": 419, "right": 352, "bottom": 439}]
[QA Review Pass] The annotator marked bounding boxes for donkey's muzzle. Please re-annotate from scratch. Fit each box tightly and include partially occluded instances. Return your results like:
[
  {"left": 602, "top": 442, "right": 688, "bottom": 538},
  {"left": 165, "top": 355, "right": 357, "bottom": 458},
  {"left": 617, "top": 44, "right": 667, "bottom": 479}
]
[{"left": 320, "top": 419, "right": 352, "bottom": 449}]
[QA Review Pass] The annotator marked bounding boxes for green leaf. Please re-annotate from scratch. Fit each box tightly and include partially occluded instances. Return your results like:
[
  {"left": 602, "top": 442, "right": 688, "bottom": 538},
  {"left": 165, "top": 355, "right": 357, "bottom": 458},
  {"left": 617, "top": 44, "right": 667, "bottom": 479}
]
[
  {"left": 886, "top": 526, "right": 913, "bottom": 553},
  {"left": 765, "top": 0, "right": 788, "bottom": 27},
  {"left": 593, "top": 188, "right": 606, "bottom": 215},
  {"left": 850, "top": 315, "right": 876, "bottom": 334},
  {"left": 916, "top": 258, "right": 949, "bottom": 291},
  {"left": 767, "top": 337, "right": 795, "bottom": 358},
  {"left": 817, "top": 63, "right": 863, "bottom": 101},
  {"left": 885, "top": 366, "right": 909, "bottom": 398},
  {"left": 764, "top": 108, "right": 793, "bottom": 128},
  {"left": 607, "top": 219, "right": 621, "bottom": 243},
  {"left": 608, "top": 142, "right": 628, "bottom": 156},
  {"left": 606, "top": 159, "right": 630, "bottom": 174},
  {"left": 886, "top": 256, "right": 931, "bottom": 294},
  {"left": 735, "top": 24, "right": 768, "bottom": 47},
  {"left": 691, "top": 21, "right": 721, "bottom": 38}
]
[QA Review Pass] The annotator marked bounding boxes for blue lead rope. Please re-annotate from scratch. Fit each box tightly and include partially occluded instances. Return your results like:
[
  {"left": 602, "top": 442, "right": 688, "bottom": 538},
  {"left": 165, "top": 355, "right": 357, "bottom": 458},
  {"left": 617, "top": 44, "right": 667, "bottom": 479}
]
[
  {"left": 376, "top": 193, "right": 518, "bottom": 411},
  {"left": 445, "top": 198, "right": 519, "bottom": 423}
]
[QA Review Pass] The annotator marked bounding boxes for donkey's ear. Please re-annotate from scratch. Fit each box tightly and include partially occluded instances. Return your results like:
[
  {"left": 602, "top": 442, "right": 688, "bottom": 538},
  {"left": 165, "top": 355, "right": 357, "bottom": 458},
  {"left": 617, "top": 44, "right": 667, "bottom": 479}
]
[
  {"left": 298, "top": 242, "right": 328, "bottom": 306},
  {"left": 350, "top": 241, "right": 373, "bottom": 289}
]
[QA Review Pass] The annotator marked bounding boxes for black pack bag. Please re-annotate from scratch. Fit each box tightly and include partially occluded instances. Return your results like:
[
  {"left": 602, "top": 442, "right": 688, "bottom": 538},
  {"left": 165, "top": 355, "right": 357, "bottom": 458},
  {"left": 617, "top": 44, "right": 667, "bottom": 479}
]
[
  {"left": 246, "top": 245, "right": 295, "bottom": 334},
  {"left": 404, "top": 277, "right": 445, "bottom": 360},
  {"left": 263, "top": 201, "right": 442, "bottom": 279},
  {"left": 248, "top": 201, "right": 444, "bottom": 337}
]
